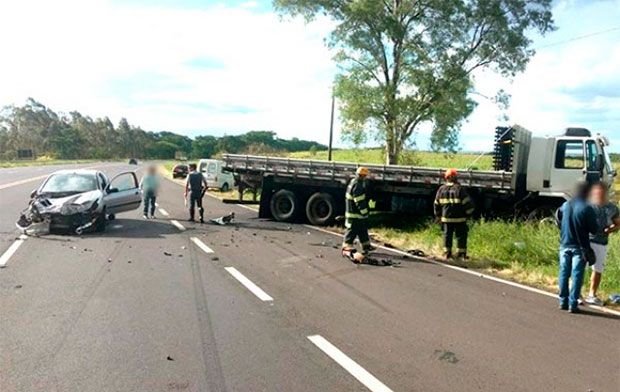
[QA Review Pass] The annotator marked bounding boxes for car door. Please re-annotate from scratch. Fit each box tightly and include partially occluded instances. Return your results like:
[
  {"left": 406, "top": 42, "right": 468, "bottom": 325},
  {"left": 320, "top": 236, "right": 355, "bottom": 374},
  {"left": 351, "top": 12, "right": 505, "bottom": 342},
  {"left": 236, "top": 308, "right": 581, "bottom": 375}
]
[{"left": 104, "top": 172, "right": 141, "bottom": 214}]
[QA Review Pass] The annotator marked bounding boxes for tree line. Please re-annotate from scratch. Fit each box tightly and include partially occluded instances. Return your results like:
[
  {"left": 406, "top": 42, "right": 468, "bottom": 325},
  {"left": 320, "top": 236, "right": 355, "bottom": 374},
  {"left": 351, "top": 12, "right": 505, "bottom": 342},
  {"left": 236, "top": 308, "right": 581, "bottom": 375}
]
[{"left": 0, "top": 98, "right": 327, "bottom": 160}]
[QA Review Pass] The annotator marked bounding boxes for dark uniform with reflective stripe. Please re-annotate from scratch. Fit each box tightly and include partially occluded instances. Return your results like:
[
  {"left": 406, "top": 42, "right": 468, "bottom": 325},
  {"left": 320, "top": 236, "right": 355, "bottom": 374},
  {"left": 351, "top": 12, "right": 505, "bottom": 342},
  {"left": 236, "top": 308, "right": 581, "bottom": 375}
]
[
  {"left": 342, "top": 177, "right": 371, "bottom": 251},
  {"left": 434, "top": 181, "right": 475, "bottom": 257}
]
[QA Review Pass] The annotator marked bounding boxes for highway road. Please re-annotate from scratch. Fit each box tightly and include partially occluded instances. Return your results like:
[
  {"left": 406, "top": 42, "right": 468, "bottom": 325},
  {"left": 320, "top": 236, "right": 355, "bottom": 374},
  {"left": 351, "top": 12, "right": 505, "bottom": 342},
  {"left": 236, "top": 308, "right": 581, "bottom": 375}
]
[{"left": 0, "top": 163, "right": 618, "bottom": 392}]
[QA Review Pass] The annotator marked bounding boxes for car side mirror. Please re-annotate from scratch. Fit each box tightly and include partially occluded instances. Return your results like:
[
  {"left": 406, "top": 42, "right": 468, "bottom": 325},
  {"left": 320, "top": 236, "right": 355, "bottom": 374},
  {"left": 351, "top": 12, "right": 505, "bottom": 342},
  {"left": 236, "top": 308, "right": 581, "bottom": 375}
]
[
  {"left": 107, "top": 187, "right": 119, "bottom": 194},
  {"left": 30, "top": 190, "right": 37, "bottom": 198}
]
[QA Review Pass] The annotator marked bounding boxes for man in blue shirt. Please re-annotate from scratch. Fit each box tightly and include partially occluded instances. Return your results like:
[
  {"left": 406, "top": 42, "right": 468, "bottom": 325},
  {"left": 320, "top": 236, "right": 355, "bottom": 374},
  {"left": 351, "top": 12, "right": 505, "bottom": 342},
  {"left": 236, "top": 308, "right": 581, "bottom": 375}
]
[{"left": 557, "top": 182, "right": 599, "bottom": 313}]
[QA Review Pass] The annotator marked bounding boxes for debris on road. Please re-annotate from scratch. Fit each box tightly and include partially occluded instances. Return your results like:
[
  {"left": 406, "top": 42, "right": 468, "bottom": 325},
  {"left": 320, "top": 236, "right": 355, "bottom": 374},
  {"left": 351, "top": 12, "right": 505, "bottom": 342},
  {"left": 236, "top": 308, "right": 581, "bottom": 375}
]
[
  {"left": 163, "top": 252, "right": 173, "bottom": 256},
  {"left": 14, "top": 285, "right": 22, "bottom": 289},
  {"left": 107, "top": 259, "right": 112, "bottom": 263},
  {"left": 211, "top": 256, "right": 219, "bottom": 261},
  {"left": 342, "top": 248, "right": 400, "bottom": 266},
  {"left": 166, "top": 356, "right": 174, "bottom": 361},
  {"left": 210, "top": 212, "right": 235, "bottom": 225}
]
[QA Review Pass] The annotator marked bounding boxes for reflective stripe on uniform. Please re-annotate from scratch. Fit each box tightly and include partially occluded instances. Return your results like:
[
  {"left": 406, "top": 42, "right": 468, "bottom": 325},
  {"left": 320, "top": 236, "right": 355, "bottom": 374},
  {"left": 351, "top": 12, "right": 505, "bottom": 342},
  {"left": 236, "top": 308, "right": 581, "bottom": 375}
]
[
  {"left": 346, "top": 193, "right": 366, "bottom": 202},
  {"left": 440, "top": 217, "right": 467, "bottom": 223},
  {"left": 438, "top": 198, "right": 462, "bottom": 204},
  {"left": 345, "top": 212, "right": 367, "bottom": 219}
]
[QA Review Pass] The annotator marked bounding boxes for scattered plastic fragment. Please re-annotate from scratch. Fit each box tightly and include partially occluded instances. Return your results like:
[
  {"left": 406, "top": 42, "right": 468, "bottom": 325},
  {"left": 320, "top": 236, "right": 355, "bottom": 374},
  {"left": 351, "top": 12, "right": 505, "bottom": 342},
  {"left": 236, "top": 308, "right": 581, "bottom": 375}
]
[
  {"left": 167, "top": 356, "right": 174, "bottom": 361},
  {"left": 164, "top": 252, "right": 172, "bottom": 256}
]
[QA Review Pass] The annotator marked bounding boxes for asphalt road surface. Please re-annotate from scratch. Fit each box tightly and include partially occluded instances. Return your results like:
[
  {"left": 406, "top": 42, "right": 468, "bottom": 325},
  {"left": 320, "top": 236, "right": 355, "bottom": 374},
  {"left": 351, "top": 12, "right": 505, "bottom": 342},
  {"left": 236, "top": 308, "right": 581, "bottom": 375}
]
[{"left": 1, "top": 163, "right": 618, "bottom": 392}]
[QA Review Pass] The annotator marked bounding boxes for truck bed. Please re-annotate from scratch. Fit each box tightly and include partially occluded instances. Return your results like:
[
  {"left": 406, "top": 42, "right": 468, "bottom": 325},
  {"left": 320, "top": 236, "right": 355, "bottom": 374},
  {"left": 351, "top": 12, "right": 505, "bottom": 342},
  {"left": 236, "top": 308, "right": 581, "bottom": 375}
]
[{"left": 223, "top": 154, "right": 514, "bottom": 191}]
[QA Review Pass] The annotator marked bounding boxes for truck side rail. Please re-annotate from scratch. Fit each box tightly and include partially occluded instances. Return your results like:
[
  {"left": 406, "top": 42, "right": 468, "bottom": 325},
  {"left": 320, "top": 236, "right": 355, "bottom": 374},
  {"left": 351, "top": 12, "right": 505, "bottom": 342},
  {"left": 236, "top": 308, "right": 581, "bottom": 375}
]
[{"left": 223, "top": 154, "right": 513, "bottom": 190}]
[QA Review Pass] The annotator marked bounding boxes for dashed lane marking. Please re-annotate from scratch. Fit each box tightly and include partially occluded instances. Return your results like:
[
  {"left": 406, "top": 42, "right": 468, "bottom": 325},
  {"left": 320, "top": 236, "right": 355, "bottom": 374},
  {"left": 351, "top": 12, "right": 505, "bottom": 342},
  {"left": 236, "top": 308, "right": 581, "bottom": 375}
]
[
  {"left": 308, "top": 335, "right": 393, "bottom": 392},
  {"left": 191, "top": 237, "right": 214, "bottom": 254},
  {"left": 0, "top": 235, "right": 27, "bottom": 268},
  {"left": 224, "top": 267, "right": 273, "bottom": 301},
  {"left": 170, "top": 220, "right": 186, "bottom": 231},
  {"left": 158, "top": 208, "right": 169, "bottom": 216}
]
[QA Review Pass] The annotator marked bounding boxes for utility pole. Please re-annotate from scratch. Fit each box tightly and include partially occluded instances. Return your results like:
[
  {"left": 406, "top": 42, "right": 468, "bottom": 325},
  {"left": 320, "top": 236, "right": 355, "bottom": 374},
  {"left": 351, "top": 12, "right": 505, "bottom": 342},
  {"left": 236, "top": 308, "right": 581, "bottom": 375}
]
[{"left": 328, "top": 91, "right": 335, "bottom": 161}]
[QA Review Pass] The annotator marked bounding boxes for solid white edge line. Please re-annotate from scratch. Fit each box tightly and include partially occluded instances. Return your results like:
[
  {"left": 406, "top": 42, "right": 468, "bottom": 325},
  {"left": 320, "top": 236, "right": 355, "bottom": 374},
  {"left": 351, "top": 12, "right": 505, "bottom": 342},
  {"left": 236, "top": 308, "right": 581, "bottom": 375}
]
[
  {"left": 0, "top": 238, "right": 26, "bottom": 268},
  {"left": 163, "top": 174, "right": 620, "bottom": 317},
  {"left": 303, "top": 224, "right": 620, "bottom": 317},
  {"left": 308, "top": 335, "right": 393, "bottom": 392},
  {"left": 191, "top": 237, "right": 214, "bottom": 254},
  {"left": 158, "top": 208, "right": 169, "bottom": 216},
  {"left": 225, "top": 266, "right": 273, "bottom": 301},
  {"left": 170, "top": 219, "right": 186, "bottom": 231}
]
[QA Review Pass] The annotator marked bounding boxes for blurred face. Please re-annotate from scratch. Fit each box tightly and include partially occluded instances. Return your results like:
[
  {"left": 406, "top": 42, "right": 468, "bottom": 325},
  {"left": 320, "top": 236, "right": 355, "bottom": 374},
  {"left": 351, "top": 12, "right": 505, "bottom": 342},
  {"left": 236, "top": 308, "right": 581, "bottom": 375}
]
[
  {"left": 590, "top": 185, "right": 607, "bottom": 205},
  {"left": 148, "top": 165, "right": 157, "bottom": 175}
]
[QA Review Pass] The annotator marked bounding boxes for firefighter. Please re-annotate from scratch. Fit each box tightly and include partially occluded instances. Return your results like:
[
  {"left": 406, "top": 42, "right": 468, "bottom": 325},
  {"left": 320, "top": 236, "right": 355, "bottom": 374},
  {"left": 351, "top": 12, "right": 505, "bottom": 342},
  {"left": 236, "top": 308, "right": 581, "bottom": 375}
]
[
  {"left": 342, "top": 166, "right": 375, "bottom": 254},
  {"left": 434, "top": 168, "right": 475, "bottom": 259}
]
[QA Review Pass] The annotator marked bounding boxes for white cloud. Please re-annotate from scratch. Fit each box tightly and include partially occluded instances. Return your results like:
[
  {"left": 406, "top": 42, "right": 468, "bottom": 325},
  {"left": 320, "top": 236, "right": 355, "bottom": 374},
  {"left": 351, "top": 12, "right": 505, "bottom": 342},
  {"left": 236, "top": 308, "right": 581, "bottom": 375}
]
[{"left": 0, "top": 0, "right": 618, "bottom": 152}]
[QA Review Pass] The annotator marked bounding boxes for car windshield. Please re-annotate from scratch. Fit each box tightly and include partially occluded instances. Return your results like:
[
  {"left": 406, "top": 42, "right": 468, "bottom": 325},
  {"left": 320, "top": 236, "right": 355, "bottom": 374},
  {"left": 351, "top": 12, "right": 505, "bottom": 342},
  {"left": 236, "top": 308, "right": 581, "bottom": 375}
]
[{"left": 40, "top": 173, "right": 98, "bottom": 196}]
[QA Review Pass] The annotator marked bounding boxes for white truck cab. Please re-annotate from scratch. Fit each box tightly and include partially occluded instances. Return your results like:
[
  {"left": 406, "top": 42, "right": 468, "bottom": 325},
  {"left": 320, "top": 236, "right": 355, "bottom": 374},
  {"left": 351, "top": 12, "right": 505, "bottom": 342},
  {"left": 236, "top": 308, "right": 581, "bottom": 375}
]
[
  {"left": 526, "top": 128, "right": 616, "bottom": 200},
  {"left": 198, "top": 159, "right": 235, "bottom": 191}
]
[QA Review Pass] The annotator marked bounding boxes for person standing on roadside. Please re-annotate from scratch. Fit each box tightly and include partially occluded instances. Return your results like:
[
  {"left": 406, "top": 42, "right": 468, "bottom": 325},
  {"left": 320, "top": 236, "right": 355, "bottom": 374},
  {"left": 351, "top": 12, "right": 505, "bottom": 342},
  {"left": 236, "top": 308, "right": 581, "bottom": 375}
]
[
  {"left": 139, "top": 165, "right": 161, "bottom": 219},
  {"left": 184, "top": 163, "right": 208, "bottom": 223},
  {"left": 584, "top": 182, "right": 619, "bottom": 306},
  {"left": 557, "top": 181, "right": 599, "bottom": 313},
  {"left": 434, "top": 169, "right": 475, "bottom": 260},
  {"left": 342, "top": 167, "right": 375, "bottom": 254}
]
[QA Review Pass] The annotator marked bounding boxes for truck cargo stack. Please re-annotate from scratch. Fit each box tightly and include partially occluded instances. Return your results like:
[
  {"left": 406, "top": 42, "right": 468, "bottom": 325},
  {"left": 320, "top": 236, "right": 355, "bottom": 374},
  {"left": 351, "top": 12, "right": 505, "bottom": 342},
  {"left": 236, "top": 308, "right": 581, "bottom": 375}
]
[{"left": 223, "top": 126, "right": 616, "bottom": 225}]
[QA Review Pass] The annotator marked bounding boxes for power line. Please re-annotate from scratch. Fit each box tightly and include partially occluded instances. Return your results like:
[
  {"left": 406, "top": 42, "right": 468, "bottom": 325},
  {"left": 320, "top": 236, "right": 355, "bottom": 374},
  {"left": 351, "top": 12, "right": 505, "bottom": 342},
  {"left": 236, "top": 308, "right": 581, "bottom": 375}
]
[{"left": 535, "top": 26, "right": 620, "bottom": 49}]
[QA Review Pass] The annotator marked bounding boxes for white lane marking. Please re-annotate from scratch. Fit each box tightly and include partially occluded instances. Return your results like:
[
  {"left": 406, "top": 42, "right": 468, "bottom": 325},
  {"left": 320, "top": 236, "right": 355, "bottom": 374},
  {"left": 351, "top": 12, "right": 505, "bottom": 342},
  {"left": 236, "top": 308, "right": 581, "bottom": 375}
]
[
  {"left": 308, "top": 335, "right": 393, "bottom": 392},
  {"left": 155, "top": 202, "right": 160, "bottom": 207},
  {"left": 165, "top": 173, "right": 620, "bottom": 316},
  {"left": 225, "top": 267, "right": 273, "bottom": 301},
  {"left": 170, "top": 220, "right": 186, "bottom": 231},
  {"left": 0, "top": 175, "right": 49, "bottom": 190},
  {"left": 0, "top": 163, "right": 120, "bottom": 190},
  {"left": 191, "top": 237, "right": 214, "bottom": 254},
  {"left": 0, "top": 237, "right": 27, "bottom": 268},
  {"left": 158, "top": 208, "right": 169, "bottom": 216},
  {"left": 303, "top": 224, "right": 620, "bottom": 317}
]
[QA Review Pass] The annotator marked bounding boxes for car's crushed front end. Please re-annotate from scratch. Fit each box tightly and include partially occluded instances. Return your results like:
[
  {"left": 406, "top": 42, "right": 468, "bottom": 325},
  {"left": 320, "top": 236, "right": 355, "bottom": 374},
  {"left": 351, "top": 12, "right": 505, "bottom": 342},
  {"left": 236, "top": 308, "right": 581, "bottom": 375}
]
[{"left": 16, "top": 190, "right": 104, "bottom": 235}]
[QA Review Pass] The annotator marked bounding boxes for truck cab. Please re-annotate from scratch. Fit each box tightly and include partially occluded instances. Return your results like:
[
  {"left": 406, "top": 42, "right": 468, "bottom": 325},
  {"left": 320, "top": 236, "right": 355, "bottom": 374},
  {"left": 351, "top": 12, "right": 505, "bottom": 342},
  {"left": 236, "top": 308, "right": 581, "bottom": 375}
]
[{"left": 526, "top": 128, "right": 615, "bottom": 200}]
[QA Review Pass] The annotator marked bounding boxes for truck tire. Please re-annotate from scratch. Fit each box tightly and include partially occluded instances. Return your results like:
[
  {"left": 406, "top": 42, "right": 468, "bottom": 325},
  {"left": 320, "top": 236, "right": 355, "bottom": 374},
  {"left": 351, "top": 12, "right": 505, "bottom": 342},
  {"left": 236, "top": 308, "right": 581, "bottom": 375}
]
[
  {"left": 527, "top": 205, "right": 555, "bottom": 223},
  {"left": 306, "top": 192, "right": 336, "bottom": 226},
  {"left": 270, "top": 189, "right": 299, "bottom": 222}
]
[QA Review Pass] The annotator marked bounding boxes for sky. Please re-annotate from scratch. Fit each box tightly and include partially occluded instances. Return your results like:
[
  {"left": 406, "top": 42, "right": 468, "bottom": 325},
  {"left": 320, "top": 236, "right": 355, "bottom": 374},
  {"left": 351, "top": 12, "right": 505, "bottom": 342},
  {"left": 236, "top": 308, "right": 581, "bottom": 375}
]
[{"left": 0, "top": 0, "right": 618, "bottom": 152}]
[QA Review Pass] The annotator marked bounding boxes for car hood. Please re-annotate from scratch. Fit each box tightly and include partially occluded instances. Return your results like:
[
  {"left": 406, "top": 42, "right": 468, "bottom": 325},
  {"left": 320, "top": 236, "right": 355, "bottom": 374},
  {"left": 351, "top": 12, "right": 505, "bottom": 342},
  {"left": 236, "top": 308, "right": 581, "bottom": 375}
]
[{"left": 37, "top": 190, "right": 103, "bottom": 215}]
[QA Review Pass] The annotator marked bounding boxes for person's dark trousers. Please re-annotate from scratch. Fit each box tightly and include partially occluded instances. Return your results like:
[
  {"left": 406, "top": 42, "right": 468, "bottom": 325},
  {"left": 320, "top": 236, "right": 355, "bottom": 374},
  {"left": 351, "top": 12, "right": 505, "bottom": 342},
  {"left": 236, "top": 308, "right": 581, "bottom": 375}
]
[
  {"left": 143, "top": 190, "right": 156, "bottom": 216},
  {"left": 558, "top": 247, "right": 586, "bottom": 310},
  {"left": 342, "top": 219, "right": 370, "bottom": 250},
  {"left": 442, "top": 223, "right": 468, "bottom": 256},
  {"left": 189, "top": 191, "right": 204, "bottom": 221}
]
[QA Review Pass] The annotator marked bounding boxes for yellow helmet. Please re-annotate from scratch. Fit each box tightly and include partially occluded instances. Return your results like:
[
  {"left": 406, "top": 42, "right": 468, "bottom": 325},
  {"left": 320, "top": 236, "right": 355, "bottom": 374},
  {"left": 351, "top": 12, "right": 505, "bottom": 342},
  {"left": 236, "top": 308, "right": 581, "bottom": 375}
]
[{"left": 356, "top": 166, "right": 369, "bottom": 177}]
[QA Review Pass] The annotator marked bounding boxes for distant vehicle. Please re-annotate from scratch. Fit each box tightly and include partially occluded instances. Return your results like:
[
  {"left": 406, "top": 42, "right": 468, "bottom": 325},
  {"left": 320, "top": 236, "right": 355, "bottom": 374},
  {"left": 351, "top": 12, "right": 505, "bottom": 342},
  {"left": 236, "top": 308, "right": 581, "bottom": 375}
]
[
  {"left": 224, "top": 126, "right": 616, "bottom": 225},
  {"left": 128, "top": 158, "right": 138, "bottom": 165},
  {"left": 172, "top": 164, "right": 189, "bottom": 178},
  {"left": 16, "top": 169, "right": 142, "bottom": 234},
  {"left": 198, "top": 159, "right": 235, "bottom": 191}
]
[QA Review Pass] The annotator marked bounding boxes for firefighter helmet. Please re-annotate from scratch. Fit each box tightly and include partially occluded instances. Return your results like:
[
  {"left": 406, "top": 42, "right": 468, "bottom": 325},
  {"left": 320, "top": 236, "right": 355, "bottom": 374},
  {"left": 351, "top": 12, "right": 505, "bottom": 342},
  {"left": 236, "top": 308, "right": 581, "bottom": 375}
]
[
  {"left": 356, "top": 166, "right": 369, "bottom": 177},
  {"left": 444, "top": 168, "right": 458, "bottom": 180}
]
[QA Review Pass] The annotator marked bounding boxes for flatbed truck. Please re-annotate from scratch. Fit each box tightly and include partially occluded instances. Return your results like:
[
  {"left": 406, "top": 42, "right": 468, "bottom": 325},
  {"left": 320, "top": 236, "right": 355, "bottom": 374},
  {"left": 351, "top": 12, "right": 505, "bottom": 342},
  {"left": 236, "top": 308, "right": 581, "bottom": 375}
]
[{"left": 223, "top": 126, "right": 616, "bottom": 225}]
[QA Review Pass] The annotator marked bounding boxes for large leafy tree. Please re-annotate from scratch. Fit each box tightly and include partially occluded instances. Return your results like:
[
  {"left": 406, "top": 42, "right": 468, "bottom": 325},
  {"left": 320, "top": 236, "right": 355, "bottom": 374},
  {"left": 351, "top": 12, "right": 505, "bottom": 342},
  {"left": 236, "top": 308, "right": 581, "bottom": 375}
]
[{"left": 275, "top": 0, "right": 554, "bottom": 164}]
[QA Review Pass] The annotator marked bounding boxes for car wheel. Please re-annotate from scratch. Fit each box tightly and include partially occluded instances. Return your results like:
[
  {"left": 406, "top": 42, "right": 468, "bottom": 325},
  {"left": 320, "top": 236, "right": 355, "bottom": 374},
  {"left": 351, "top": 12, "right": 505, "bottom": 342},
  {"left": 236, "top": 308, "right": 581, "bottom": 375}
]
[
  {"left": 270, "top": 189, "right": 299, "bottom": 222},
  {"left": 221, "top": 183, "right": 230, "bottom": 192},
  {"left": 108, "top": 214, "right": 116, "bottom": 221},
  {"left": 306, "top": 192, "right": 336, "bottom": 226}
]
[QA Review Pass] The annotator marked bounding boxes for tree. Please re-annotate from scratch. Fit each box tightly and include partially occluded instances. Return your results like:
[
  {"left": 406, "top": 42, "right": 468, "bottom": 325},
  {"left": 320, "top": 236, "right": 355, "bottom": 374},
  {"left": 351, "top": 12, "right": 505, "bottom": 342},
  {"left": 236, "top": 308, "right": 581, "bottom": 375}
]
[
  {"left": 191, "top": 135, "right": 217, "bottom": 158},
  {"left": 275, "top": 0, "right": 554, "bottom": 164}
]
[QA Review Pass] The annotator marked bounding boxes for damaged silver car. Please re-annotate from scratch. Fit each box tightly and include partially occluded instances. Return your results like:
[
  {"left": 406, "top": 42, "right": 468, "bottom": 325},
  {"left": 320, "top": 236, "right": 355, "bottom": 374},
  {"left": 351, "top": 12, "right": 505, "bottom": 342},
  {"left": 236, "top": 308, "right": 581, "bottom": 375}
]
[{"left": 16, "top": 169, "right": 142, "bottom": 235}]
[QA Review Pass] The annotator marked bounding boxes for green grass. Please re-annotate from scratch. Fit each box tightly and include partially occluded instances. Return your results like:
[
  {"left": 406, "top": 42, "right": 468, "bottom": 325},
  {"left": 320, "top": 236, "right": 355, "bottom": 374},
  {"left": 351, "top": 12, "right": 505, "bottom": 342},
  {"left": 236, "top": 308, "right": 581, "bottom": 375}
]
[
  {"left": 288, "top": 148, "right": 494, "bottom": 170},
  {"left": 0, "top": 158, "right": 103, "bottom": 168},
  {"left": 167, "top": 151, "right": 620, "bottom": 302},
  {"left": 367, "top": 216, "right": 620, "bottom": 301}
]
